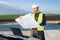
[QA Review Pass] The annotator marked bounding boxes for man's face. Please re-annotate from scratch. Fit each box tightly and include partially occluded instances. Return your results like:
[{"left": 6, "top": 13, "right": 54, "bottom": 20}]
[{"left": 33, "top": 7, "right": 39, "bottom": 13}]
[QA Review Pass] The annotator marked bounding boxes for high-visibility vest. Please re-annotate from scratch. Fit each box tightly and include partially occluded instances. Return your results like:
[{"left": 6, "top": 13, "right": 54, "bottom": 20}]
[{"left": 32, "top": 12, "right": 44, "bottom": 31}]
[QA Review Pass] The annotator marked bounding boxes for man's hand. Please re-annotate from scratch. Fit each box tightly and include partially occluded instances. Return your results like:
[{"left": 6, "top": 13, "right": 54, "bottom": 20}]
[{"left": 19, "top": 16, "right": 23, "bottom": 19}]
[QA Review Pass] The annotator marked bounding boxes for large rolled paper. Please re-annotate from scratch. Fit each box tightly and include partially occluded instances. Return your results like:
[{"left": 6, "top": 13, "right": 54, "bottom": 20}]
[{"left": 15, "top": 14, "right": 42, "bottom": 29}]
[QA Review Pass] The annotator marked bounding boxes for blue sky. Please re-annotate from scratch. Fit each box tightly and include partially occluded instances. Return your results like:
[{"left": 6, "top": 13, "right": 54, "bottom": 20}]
[{"left": 0, "top": 0, "right": 60, "bottom": 14}]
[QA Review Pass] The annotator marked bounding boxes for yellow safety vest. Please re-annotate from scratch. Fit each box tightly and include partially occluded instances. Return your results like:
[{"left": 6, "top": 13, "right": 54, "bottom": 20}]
[{"left": 32, "top": 12, "right": 44, "bottom": 31}]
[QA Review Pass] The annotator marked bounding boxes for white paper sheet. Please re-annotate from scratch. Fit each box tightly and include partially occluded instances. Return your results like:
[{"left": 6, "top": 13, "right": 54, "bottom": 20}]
[{"left": 15, "top": 14, "right": 42, "bottom": 29}]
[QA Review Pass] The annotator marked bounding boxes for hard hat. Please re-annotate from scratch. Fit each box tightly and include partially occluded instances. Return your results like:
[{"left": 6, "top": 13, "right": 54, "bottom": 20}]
[{"left": 32, "top": 4, "right": 39, "bottom": 8}]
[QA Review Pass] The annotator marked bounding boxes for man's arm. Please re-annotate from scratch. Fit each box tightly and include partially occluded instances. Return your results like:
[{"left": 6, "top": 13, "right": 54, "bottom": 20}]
[{"left": 39, "top": 14, "right": 46, "bottom": 26}]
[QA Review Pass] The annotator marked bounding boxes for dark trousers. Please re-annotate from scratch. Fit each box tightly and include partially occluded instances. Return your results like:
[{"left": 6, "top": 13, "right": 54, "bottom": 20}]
[{"left": 32, "top": 28, "right": 45, "bottom": 40}]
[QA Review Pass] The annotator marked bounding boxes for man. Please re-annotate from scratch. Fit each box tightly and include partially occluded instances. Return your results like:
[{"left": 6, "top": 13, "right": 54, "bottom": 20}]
[
  {"left": 31, "top": 4, "right": 46, "bottom": 40},
  {"left": 19, "top": 4, "right": 46, "bottom": 40}
]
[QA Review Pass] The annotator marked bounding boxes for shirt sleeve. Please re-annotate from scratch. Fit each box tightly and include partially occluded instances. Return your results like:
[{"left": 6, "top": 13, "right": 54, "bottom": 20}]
[{"left": 39, "top": 14, "right": 46, "bottom": 26}]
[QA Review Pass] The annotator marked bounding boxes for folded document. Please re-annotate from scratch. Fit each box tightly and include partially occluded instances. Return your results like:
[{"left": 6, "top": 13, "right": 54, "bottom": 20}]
[{"left": 15, "top": 14, "right": 42, "bottom": 29}]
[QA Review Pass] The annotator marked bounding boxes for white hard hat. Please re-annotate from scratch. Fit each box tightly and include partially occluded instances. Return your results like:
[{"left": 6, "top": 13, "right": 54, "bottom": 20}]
[{"left": 32, "top": 4, "right": 39, "bottom": 8}]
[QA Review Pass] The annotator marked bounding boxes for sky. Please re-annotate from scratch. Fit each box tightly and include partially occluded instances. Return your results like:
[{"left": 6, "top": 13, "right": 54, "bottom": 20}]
[{"left": 0, "top": 0, "right": 60, "bottom": 14}]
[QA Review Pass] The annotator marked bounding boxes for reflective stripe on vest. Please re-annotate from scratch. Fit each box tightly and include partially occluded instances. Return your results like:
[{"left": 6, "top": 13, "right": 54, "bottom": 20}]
[{"left": 32, "top": 12, "right": 44, "bottom": 31}]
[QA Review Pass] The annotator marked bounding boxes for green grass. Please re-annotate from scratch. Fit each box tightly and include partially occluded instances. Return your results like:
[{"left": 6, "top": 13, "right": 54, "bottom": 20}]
[
  {"left": 45, "top": 14, "right": 60, "bottom": 16},
  {"left": 0, "top": 14, "right": 60, "bottom": 20},
  {"left": 0, "top": 14, "right": 24, "bottom": 20}
]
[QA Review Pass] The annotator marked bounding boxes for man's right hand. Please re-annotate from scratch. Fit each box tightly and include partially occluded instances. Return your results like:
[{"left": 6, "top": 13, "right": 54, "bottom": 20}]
[{"left": 19, "top": 16, "right": 23, "bottom": 19}]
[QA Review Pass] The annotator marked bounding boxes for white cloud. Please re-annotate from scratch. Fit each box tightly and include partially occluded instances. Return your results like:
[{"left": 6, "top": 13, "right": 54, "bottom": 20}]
[
  {"left": 0, "top": 1, "right": 9, "bottom": 5},
  {"left": 0, "top": 1, "right": 17, "bottom": 8}
]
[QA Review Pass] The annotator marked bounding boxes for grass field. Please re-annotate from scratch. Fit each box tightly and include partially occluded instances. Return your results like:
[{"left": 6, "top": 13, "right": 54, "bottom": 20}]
[
  {"left": 0, "top": 14, "right": 60, "bottom": 20},
  {"left": 0, "top": 14, "right": 24, "bottom": 20},
  {"left": 45, "top": 14, "right": 60, "bottom": 16}
]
